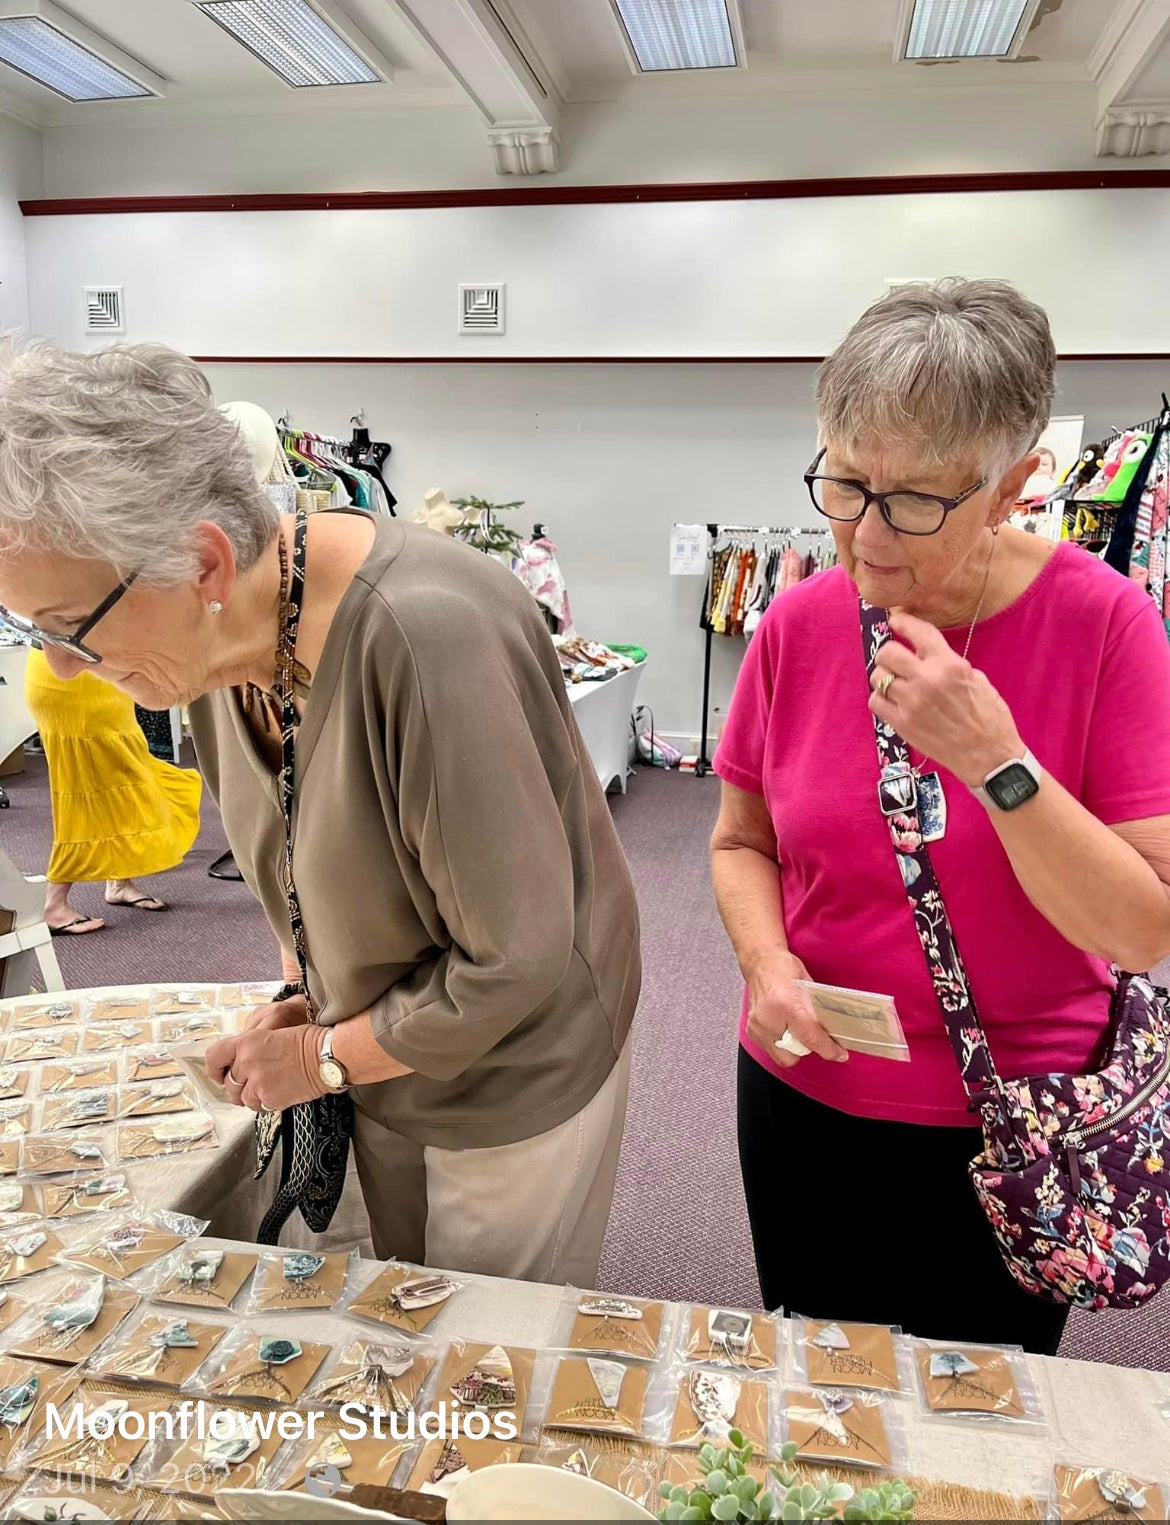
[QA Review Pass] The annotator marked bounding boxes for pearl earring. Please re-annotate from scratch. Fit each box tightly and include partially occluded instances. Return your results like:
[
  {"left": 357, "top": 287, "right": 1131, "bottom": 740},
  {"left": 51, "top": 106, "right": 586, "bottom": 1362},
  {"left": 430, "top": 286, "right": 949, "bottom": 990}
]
[{"left": 208, "top": 600, "right": 224, "bottom": 615}]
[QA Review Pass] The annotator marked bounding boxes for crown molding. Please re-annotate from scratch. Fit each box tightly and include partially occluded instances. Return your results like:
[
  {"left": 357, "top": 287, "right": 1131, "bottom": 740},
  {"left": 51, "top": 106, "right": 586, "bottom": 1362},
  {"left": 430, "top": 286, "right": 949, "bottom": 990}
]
[{"left": 1097, "top": 100, "right": 1170, "bottom": 155}]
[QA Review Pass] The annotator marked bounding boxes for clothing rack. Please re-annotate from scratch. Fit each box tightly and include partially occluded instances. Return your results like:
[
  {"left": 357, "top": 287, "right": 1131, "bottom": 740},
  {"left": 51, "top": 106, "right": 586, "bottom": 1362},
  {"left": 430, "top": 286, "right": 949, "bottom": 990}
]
[{"left": 695, "top": 521, "right": 832, "bottom": 778}]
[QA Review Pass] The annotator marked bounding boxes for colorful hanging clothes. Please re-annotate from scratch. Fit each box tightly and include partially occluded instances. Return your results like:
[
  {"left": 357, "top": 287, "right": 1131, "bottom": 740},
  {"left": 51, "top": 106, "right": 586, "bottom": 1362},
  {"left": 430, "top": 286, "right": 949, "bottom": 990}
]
[{"left": 1128, "top": 421, "right": 1170, "bottom": 639}]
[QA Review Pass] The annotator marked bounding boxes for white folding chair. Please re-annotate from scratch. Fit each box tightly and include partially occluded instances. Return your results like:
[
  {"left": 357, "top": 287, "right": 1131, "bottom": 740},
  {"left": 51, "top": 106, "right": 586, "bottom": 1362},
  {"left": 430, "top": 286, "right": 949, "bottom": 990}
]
[{"left": 0, "top": 848, "right": 64, "bottom": 998}]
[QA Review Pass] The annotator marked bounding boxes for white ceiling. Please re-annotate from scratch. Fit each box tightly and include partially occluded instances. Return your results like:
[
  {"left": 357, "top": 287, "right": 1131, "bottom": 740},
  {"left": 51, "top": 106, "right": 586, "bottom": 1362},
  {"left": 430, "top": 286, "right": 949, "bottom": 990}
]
[{"left": 2, "top": 0, "right": 1168, "bottom": 166}]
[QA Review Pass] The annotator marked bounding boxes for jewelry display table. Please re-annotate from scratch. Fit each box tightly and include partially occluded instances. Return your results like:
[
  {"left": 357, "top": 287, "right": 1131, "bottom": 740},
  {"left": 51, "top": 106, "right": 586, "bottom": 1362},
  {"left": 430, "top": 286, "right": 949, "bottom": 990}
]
[{"left": 566, "top": 663, "right": 645, "bottom": 795}]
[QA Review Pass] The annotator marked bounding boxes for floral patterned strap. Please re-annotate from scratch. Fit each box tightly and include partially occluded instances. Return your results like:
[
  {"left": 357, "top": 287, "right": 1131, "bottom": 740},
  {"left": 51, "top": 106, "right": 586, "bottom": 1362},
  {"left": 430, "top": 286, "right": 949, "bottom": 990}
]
[{"left": 860, "top": 599, "right": 1000, "bottom": 1098}]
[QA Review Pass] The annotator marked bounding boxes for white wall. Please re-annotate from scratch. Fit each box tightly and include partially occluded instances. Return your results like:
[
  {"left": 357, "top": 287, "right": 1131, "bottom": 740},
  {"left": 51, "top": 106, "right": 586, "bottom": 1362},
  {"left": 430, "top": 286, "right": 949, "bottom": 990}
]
[
  {"left": 198, "top": 359, "right": 1170, "bottom": 740},
  {"left": 23, "top": 187, "right": 1170, "bottom": 358},
  {"left": 38, "top": 83, "right": 1164, "bottom": 198},
  {"left": 0, "top": 112, "right": 42, "bottom": 333}
]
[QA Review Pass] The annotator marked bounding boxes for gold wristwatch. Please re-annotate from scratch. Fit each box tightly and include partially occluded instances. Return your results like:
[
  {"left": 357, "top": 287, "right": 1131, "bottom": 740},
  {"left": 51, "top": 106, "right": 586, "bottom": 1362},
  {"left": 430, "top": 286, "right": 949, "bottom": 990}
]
[{"left": 317, "top": 1026, "right": 350, "bottom": 1093}]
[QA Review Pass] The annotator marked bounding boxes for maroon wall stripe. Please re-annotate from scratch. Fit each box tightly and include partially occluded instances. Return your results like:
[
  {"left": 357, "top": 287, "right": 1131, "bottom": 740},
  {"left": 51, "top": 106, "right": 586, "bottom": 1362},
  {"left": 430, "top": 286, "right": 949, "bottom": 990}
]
[
  {"left": 189, "top": 354, "right": 1170, "bottom": 365},
  {"left": 20, "top": 168, "right": 1170, "bottom": 217}
]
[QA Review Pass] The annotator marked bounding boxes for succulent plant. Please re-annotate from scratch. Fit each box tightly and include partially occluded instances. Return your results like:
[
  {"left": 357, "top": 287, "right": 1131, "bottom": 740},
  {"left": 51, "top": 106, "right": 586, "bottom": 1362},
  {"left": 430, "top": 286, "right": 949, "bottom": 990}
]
[{"left": 657, "top": 1432, "right": 916, "bottom": 1523}]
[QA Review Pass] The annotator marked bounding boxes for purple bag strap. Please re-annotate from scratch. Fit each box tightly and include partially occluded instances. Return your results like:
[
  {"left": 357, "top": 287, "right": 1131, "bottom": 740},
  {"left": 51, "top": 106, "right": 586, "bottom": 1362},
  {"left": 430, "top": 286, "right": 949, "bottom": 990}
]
[{"left": 860, "top": 599, "right": 1000, "bottom": 1099}]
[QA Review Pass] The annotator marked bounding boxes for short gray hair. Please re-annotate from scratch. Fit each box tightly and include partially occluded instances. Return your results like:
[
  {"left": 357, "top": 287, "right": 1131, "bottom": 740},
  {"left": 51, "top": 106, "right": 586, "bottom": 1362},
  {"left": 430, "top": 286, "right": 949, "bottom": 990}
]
[
  {"left": 0, "top": 335, "right": 277, "bottom": 582},
  {"left": 815, "top": 278, "right": 1056, "bottom": 471}
]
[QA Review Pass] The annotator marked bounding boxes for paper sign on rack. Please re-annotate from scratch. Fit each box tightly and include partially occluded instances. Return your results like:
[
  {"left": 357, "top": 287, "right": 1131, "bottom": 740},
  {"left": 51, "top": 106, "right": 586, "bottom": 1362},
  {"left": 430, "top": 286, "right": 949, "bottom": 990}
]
[{"left": 670, "top": 525, "right": 706, "bottom": 577}]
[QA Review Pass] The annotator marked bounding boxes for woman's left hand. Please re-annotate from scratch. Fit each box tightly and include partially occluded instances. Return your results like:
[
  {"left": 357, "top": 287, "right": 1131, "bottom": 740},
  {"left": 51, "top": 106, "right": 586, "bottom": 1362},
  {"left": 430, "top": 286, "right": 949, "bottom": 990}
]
[
  {"left": 206, "top": 1024, "right": 324, "bottom": 1112},
  {"left": 870, "top": 612, "right": 1025, "bottom": 789}
]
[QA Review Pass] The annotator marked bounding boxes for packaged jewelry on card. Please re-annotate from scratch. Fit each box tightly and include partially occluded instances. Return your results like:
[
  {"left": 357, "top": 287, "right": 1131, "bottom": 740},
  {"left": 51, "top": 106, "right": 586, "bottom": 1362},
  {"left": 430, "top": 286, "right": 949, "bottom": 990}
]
[
  {"left": 303, "top": 1337, "right": 438, "bottom": 1418},
  {"left": 152, "top": 1244, "right": 257, "bottom": 1310},
  {"left": 138, "top": 1398, "right": 286, "bottom": 1497},
  {"left": 41, "top": 1172, "right": 135, "bottom": 1219},
  {"left": 84, "top": 1020, "right": 153, "bottom": 1053},
  {"left": 405, "top": 1435, "right": 526, "bottom": 1499},
  {"left": 268, "top": 1419, "right": 413, "bottom": 1494},
  {"left": 0, "top": 1100, "right": 31, "bottom": 1137},
  {"left": 7, "top": 1271, "right": 139, "bottom": 1364},
  {"left": 85, "top": 1307, "right": 231, "bottom": 1389},
  {"left": 88, "top": 994, "right": 150, "bottom": 1023},
  {"left": 0, "top": 1180, "right": 40, "bottom": 1226},
  {"left": 151, "top": 988, "right": 217, "bottom": 1016},
  {"left": 781, "top": 1387, "right": 904, "bottom": 1471},
  {"left": 157, "top": 1012, "right": 223, "bottom": 1045},
  {"left": 42, "top": 1058, "right": 118, "bottom": 1093},
  {"left": 665, "top": 1366, "right": 771, "bottom": 1452},
  {"left": 792, "top": 1315, "right": 908, "bottom": 1393},
  {"left": 216, "top": 982, "right": 277, "bottom": 1010},
  {"left": 6, "top": 998, "right": 81, "bottom": 1031},
  {"left": 4, "top": 1029, "right": 79, "bottom": 1064},
  {"left": 344, "top": 1262, "right": 464, "bottom": 1335},
  {"left": 436, "top": 1340, "right": 538, "bottom": 1439},
  {"left": 21, "top": 1130, "right": 113, "bottom": 1175},
  {"left": 122, "top": 1047, "right": 182, "bottom": 1084},
  {"left": 117, "top": 1110, "right": 217, "bottom": 1161},
  {"left": 543, "top": 1355, "right": 650, "bottom": 1439},
  {"left": 0, "top": 1137, "right": 18, "bottom": 1175},
  {"left": 54, "top": 1207, "right": 206, "bottom": 1281},
  {"left": 679, "top": 1304, "right": 781, "bottom": 1372},
  {"left": 185, "top": 1325, "right": 330, "bottom": 1404},
  {"left": 912, "top": 1339, "right": 1046, "bottom": 1427},
  {"left": 1051, "top": 1464, "right": 1169, "bottom": 1521},
  {"left": 0, "top": 1222, "right": 65, "bottom": 1283},
  {"left": 0, "top": 1066, "right": 30, "bottom": 1100},
  {"left": 245, "top": 1247, "right": 357, "bottom": 1313},
  {"left": 0, "top": 1353, "right": 83, "bottom": 1470},
  {"left": 38, "top": 1088, "right": 115, "bottom": 1132},
  {"left": 533, "top": 1442, "right": 659, "bottom": 1512},
  {"left": 117, "top": 1079, "right": 197, "bottom": 1120},
  {"left": 560, "top": 1286, "right": 668, "bottom": 1361},
  {"left": 15, "top": 1381, "right": 163, "bottom": 1484}
]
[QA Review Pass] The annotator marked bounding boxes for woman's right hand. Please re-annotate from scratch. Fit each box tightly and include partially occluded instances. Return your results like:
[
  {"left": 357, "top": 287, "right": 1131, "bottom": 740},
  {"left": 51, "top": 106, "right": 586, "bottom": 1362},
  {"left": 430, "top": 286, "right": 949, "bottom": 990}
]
[
  {"left": 746, "top": 952, "right": 848, "bottom": 1068},
  {"left": 245, "top": 993, "right": 310, "bottom": 1032}
]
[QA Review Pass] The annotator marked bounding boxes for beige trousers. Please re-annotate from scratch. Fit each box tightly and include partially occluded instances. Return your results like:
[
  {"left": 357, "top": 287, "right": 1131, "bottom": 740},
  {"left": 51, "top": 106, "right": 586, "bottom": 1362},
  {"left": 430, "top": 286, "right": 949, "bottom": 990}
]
[{"left": 351, "top": 1039, "right": 632, "bottom": 1286}]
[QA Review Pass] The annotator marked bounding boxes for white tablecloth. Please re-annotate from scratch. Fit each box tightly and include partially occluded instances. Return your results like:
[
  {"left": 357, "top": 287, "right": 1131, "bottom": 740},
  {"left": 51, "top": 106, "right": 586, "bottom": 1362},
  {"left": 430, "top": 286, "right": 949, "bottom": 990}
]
[{"left": 566, "top": 663, "right": 645, "bottom": 794}]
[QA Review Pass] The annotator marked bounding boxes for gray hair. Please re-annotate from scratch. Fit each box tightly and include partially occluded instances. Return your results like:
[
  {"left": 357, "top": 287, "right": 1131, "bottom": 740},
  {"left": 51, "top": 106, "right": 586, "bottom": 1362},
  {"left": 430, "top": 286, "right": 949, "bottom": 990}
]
[
  {"left": 0, "top": 334, "right": 277, "bottom": 582},
  {"left": 815, "top": 278, "right": 1057, "bottom": 471}
]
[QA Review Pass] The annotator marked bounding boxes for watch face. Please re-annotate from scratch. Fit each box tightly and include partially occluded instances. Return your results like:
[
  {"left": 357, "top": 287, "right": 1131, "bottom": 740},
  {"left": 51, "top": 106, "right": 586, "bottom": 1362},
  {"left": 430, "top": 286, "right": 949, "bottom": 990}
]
[
  {"left": 319, "top": 1059, "right": 346, "bottom": 1091},
  {"left": 987, "top": 762, "right": 1039, "bottom": 811}
]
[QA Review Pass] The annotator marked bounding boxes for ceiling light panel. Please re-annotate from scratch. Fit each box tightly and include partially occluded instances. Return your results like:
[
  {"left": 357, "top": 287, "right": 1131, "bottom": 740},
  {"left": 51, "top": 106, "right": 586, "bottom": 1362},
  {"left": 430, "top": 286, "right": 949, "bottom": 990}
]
[
  {"left": 0, "top": 3, "right": 159, "bottom": 101},
  {"left": 195, "top": 0, "right": 381, "bottom": 87},
  {"left": 612, "top": 0, "right": 737, "bottom": 72},
  {"left": 901, "top": 0, "right": 1038, "bottom": 60}
]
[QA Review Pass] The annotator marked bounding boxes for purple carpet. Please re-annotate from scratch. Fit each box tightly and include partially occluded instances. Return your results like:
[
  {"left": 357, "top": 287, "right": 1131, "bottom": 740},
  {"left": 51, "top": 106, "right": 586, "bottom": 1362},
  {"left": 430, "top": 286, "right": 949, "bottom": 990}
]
[{"left": 1, "top": 751, "right": 1166, "bottom": 1369}]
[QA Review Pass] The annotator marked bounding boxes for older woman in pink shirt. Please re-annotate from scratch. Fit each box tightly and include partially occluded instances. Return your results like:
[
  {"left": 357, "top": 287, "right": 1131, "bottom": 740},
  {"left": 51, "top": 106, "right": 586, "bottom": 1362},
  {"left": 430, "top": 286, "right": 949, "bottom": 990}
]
[{"left": 712, "top": 278, "right": 1170, "bottom": 1355}]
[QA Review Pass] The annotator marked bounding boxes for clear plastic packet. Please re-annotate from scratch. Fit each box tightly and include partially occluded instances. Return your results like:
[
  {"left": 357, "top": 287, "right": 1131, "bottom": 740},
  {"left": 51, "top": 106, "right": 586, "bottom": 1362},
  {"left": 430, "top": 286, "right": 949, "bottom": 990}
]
[
  {"left": 790, "top": 1315, "right": 911, "bottom": 1393},
  {"left": 540, "top": 1355, "right": 653, "bottom": 1440},
  {"left": 83, "top": 1019, "right": 154, "bottom": 1052},
  {"left": 245, "top": 1247, "right": 360, "bottom": 1313},
  {"left": 0, "top": 1282, "right": 33, "bottom": 1334},
  {"left": 5, "top": 1270, "right": 140, "bottom": 1364},
  {"left": 343, "top": 1261, "right": 465, "bottom": 1336},
  {"left": 302, "top": 1334, "right": 440, "bottom": 1418},
  {"left": 5, "top": 996, "right": 82, "bottom": 1030},
  {"left": 117, "top": 1078, "right": 199, "bottom": 1119},
  {"left": 0, "top": 1179, "right": 41, "bottom": 1225},
  {"left": 0, "top": 1065, "right": 31, "bottom": 1100},
  {"left": 780, "top": 1387, "right": 907, "bottom": 1472},
  {"left": 674, "top": 1303, "right": 783, "bottom": 1372},
  {"left": 911, "top": 1338, "right": 1047, "bottom": 1429},
  {"left": 181, "top": 1323, "right": 331, "bottom": 1404},
  {"left": 136, "top": 1397, "right": 289, "bottom": 1497},
  {"left": 151, "top": 1242, "right": 258, "bottom": 1310},
  {"left": 217, "top": 981, "right": 278, "bottom": 1010},
  {"left": 0, "top": 1220, "right": 69, "bottom": 1282},
  {"left": 3, "top": 1028, "right": 79, "bottom": 1064},
  {"left": 121, "top": 1046, "right": 182, "bottom": 1084},
  {"left": 54, "top": 1205, "right": 207, "bottom": 1281},
  {"left": 117, "top": 1110, "right": 217, "bottom": 1161},
  {"left": 532, "top": 1440, "right": 659, "bottom": 1511},
  {"left": 265, "top": 1415, "right": 415, "bottom": 1493},
  {"left": 151, "top": 987, "right": 218, "bottom": 1016},
  {"left": 401, "top": 1434, "right": 527, "bottom": 1498},
  {"left": 41, "top": 1056, "right": 118, "bottom": 1092},
  {"left": 553, "top": 1285, "right": 673, "bottom": 1362},
  {"left": 434, "top": 1339, "right": 540, "bottom": 1441},
  {"left": 10, "top": 1377, "right": 166, "bottom": 1483},
  {"left": 85, "top": 1305, "right": 234, "bottom": 1389},
  {"left": 0, "top": 1354, "right": 85, "bottom": 1470},
  {"left": 170, "top": 1041, "right": 228, "bottom": 1110},
  {"left": 649, "top": 1360, "right": 773, "bottom": 1453},
  {"left": 157, "top": 1011, "right": 224, "bottom": 1044},
  {"left": 0, "top": 1136, "right": 19, "bottom": 1175},
  {"left": 0, "top": 1099, "right": 32, "bottom": 1136},
  {"left": 86, "top": 992, "right": 151, "bottom": 1023},
  {"left": 4, "top": 1468, "right": 180, "bottom": 1522},
  {"left": 37, "top": 1087, "right": 116, "bottom": 1131},
  {"left": 1050, "top": 1463, "right": 1169, "bottom": 1520},
  {"left": 40, "top": 1170, "right": 136, "bottom": 1219},
  {"left": 795, "top": 980, "right": 910, "bottom": 1062},
  {"left": 21, "top": 1129, "right": 115, "bottom": 1174}
]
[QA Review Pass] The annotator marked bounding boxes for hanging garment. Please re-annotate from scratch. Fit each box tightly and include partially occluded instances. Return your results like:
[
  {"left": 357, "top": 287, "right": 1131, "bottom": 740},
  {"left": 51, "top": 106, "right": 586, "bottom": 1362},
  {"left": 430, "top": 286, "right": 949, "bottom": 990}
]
[{"left": 511, "top": 536, "right": 574, "bottom": 633}]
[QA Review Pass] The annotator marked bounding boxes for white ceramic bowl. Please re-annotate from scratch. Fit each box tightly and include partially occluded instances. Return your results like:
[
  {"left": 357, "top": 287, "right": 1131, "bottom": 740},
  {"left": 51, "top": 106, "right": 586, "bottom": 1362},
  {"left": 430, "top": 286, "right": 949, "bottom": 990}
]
[{"left": 445, "top": 1462, "right": 656, "bottom": 1521}]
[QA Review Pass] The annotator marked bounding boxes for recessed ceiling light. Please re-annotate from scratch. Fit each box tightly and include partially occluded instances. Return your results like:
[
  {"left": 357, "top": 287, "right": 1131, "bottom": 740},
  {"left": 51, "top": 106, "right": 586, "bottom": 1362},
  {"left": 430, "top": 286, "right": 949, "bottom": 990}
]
[
  {"left": 0, "top": 0, "right": 163, "bottom": 101},
  {"left": 193, "top": 0, "right": 384, "bottom": 88},
  {"left": 897, "top": 0, "right": 1043, "bottom": 61},
  {"left": 611, "top": 0, "right": 738, "bottom": 73}
]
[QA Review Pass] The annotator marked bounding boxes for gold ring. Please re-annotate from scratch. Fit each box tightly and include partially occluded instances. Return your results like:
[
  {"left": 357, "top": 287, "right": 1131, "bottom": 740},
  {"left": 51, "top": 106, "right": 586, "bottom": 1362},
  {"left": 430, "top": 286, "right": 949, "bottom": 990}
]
[
  {"left": 225, "top": 1070, "right": 238, "bottom": 1086},
  {"left": 876, "top": 673, "right": 896, "bottom": 699}
]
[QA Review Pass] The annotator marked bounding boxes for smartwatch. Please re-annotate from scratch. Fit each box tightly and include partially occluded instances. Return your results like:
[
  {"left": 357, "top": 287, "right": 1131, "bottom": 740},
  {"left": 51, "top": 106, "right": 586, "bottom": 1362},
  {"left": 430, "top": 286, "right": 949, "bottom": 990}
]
[
  {"left": 317, "top": 1026, "right": 350, "bottom": 1093},
  {"left": 973, "top": 750, "right": 1042, "bottom": 812}
]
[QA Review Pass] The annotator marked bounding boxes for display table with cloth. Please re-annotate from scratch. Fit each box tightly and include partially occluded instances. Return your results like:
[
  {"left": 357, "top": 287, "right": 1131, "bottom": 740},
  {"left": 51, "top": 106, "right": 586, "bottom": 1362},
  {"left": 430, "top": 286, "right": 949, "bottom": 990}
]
[{"left": 566, "top": 662, "right": 645, "bottom": 795}]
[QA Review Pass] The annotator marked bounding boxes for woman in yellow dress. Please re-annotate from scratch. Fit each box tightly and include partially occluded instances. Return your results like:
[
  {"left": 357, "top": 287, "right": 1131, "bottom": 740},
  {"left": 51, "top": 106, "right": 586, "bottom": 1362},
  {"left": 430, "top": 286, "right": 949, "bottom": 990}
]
[{"left": 25, "top": 647, "right": 202, "bottom": 935}]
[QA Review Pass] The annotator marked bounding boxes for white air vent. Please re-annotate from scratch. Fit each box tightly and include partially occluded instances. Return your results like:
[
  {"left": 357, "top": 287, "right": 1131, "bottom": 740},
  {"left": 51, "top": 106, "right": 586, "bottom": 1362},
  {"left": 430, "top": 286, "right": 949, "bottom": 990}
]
[
  {"left": 84, "top": 286, "right": 124, "bottom": 334},
  {"left": 459, "top": 283, "right": 505, "bottom": 336}
]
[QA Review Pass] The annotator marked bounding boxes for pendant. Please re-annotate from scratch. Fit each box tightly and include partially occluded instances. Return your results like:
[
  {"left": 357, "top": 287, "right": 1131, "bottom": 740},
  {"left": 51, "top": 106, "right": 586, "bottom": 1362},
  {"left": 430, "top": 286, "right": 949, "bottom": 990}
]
[
  {"left": 586, "top": 1357, "right": 624, "bottom": 1411},
  {"left": 3, "top": 1230, "right": 46, "bottom": 1260},
  {"left": 930, "top": 1351, "right": 979, "bottom": 1379},
  {"left": 13, "top": 1499, "right": 110, "bottom": 1522},
  {"left": 917, "top": 771, "right": 948, "bottom": 843},
  {"left": 391, "top": 1275, "right": 455, "bottom": 1312},
  {"left": 0, "top": 1184, "right": 25, "bottom": 1214},
  {"left": 450, "top": 1345, "right": 516, "bottom": 1410},
  {"left": 424, "top": 1439, "right": 468, "bottom": 1496},
  {"left": 816, "top": 1391, "right": 852, "bottom": 1445},
  {"left": 811, "top": 1322, "right": 851, "bottom": 1352},
  {"left": 202, "top": 1411, "right": 259, "bottom": 1472},
  {"left": 689, "top": 1371, "right": 740, "bottom": 1438},
  {"left": 304, "top": 1432, "right": 353, "bottom": 1476},
  {"left": 578, "top": 1296, "right": 642, "bottom": 1321},
  {"left": 0, "top": 1376, "right": 38, "bottom": 1427},
  {"left": 708, "top": 1309, "right": 752, "bottom": 1356},
  {"left": 152, "top": 1113, "right": 214, "bottom": 1145},
  {"left": 1098, "top": 1472, "right": 1147, "bottom": 1512},
  {"left": 179, "top": 1249, "right": 223, "bottom": 1287},
  {"left": 283, "top": 1252, "right": 325, "bottom": 1282},
  {"left": 878, "top": 763, "right": 917, "bottom": 817},
  {"left": 43, "top": 1278, "right": 104, "bottom": 1335},
  {"left": 259, "top": 1337, "right": 301, "bottom": 1365}
]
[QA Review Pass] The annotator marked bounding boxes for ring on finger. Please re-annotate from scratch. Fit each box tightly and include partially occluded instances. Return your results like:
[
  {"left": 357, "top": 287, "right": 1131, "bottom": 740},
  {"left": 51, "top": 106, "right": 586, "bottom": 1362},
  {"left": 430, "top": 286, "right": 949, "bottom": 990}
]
[
  {"left": 774, "top": 1031, "right": 811, "bottom": 1058},
  {"left": 225, "top": 1069, "right": 238, "bottom": 1086},
  {"left": 876, "top": 672, "right": 897, "bottom": 700}
]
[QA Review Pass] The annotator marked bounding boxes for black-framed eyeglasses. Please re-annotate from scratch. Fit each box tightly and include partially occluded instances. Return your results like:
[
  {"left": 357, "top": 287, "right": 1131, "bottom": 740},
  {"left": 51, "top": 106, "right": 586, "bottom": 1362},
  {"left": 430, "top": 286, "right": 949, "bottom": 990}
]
[
  {"left": 0, "top": 571, "right": 138, "bottom": 664},
  {"left": 804, "top": 448, "right": 987, "bottom": 537}
]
